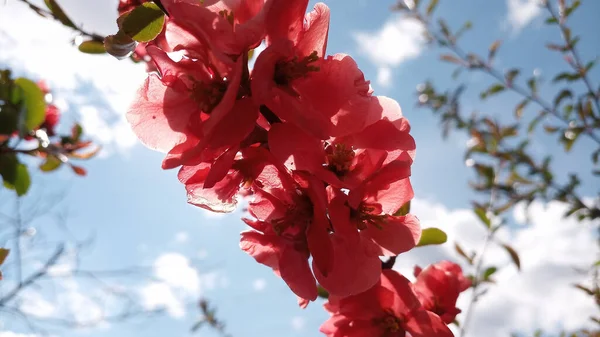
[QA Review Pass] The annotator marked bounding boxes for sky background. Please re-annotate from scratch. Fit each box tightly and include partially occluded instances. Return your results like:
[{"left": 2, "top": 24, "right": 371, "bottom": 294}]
[{"left": 0, "top": 0, "right": 599, "bottom": 337}]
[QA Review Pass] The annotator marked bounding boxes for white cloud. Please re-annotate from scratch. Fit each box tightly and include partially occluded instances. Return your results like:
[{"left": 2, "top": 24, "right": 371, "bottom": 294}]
[
  {"left": 252, "top": 278, "right": 267, "bottom": 292},
  {"left": 18, "top": 291, "right": 56, "bottom": 318},
  {"left": 139, "top": 253, "right": 218, "bottom": 318},
  {"left": 0, "top": 1, "right": 146, "bottom": 156},
  {"left": 376, "top": 67, "right": 393, "bottom": 88},
  {"left": 506, "top": 0, "right": 543, "bottom": 32},
  {"left": 353, "top": 17, "right": 424, "bottom": 69},
  {"left": 291, "top": 316, "right": 305, "bottom": 331},
  {"left": 0, "top": 333, "right": 43, "bottom": 337},
  {"left": 393, "top": 198, "right": 598, "bottom": 337},
  {"left": 175, "top": 231, "right": 189, "bottom": 243}
]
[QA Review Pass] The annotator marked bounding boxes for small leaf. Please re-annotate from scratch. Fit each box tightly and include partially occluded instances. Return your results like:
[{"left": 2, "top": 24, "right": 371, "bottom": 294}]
[
  {"left": 70, "top": 164, "right": 87, "bottom": 176},
  {"left": 483, "top": 266, "right": 497, "bottom": 280},
  {"left": 317, "top": 285, "right": 329, "bottom": 299},
  {"left": 440, "top": 54, "right": 463, "bottom": 65},
  {"left": 426, "top": 0, "right": 439, "bottom": 15},
  {"left": 553, "top": 72, "right": 581, "bottom": 83},
  {"left": 417, "top": 228, "right": 448, "bottom": 247},
  {"left": 78, "top": 40, "right": 106, "bottom": 54},
  {"left": 40, "top": 155, "right": 62, "bottom": 172},
  {"left": 480, "top": 84, "right": 505, "bottom": 99},
  {"left": 455, "top": 242, "right": 473, "bottom": 265},
  {"left": 543, "top": 125, "right": 560, "bottom": 133},
  {"left": 44, "top": 0, "right": 75, "bottom": 28},
  {"left": 553, "top": 89, "right": 573, "bottom": 107},
  {"left": 515, "top": 99, "right": 529, "bottom": 119},
  {"left": 68, "top": 146, "right": 101, "bottom": 160},
  {"left": 545, "top": 17, "right": 558, "bottom": 24},
  {"left": 473, "top": 206, "right": 491, "bottom": 228},
  {"left": 565, "top": 0, "right": 580, "bottom": 17},
  {"left": 527, "top": 78, "right": 537, "bottom": 95},
  {"left": 0, "top": 248, "right": 9, "bottom": 266},
  {"left": 501, "top": 243, "right": 521, "bottom": 270},
  {"left": 71, "top": 123, "right": 83, "bottom": 140},
  {"left": 488, "top": 40, "right": 502, "bottom": 61},
  {"left": 13, "top": 78, "right": 47, "bottom": 131},
  {"left": 104, "top": 32, "right": 137, "bottom": 59},
  {"left": 12, "top": 164, "right": 31, "bottom": 196},
  {"left": 505, "top": 68, "right": 520, "bottom": 85},
  {"left": 573, "top": 284, "right": 594, "bottom": 296},
  {"left": 394, "top": 201, "right": 411, "bottom": 216},
  {"left": 121, "top": 2, "right": 166, "bottom": 42}
]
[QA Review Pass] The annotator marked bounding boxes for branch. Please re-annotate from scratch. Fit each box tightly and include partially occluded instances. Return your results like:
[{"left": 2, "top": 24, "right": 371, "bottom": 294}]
[{"left": 0, "top": 244, "right": 65, "bottom": 306}]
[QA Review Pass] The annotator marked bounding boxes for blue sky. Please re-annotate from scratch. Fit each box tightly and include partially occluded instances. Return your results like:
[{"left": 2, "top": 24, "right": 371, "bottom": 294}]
[{"left": 0, "top": 0, "right": 598, "bottom": 337}]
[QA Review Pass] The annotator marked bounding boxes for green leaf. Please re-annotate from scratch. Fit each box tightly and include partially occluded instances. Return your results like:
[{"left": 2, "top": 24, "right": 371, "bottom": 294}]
[
  {"left": 417, "top": 228, "right": 448, "bottom": 247},
  {"left": 545, "top": 17, "right": 558, "bottom": 24},
  {"left": 553, "top": 72, "right": 581, "bottom": 83},
  {"left": 473, "top": 206, "right": 491, "bottom": 228},
  {"left": 72, "top": 123, "right": 83, "bottom": 140},
  {"left": 0, "top": 153, "right": 19, "bottom": 185},
  {"left": 483, "top": 266, "right": 497, "bottom": 280},
  {"left": 44, "top": 0, "right": 75, "bottom": 28},
  {"left": 121, "top": 2, "right": 166, "bottom": 42},
  {"left": 0, "top": 104, "right": 19, "bottom": 135},
  {"left": 565, "top": 0, "right": 580, "bottom": 17},
  {"left": 11, "top": 164, "right": 30, "bottom": 196},
  {"left": 40, "top": 155, "right": 62, "bottom": 172},
  {"left": 78, "top": 40, "right": 106, "bottom": 54},
  {"left": 0, "top": 248, "right": 9, "bottom": 266},
  {"left": 527, "top": 78, "right": 537, "bottom": 95},
  {"left": 501, "top": 243, "right": 521, "bottom": 270},
  {"left": 553, "top": 89, "right": 573, "bottom": 107},
  {"left": 454, "top": 242, "right": 473, "bottom": 265},
  {"left": 480, "top": 84, "right": 505, "bottom": 99},
  {"left": 394, "top": 201, "right": 411, "bottom": 216},
  {"left": 12, "top": 78, "right": 46, "bottom": 132},
  {"left": 543, "top": 125, "right": 560, "bottom": 133}
]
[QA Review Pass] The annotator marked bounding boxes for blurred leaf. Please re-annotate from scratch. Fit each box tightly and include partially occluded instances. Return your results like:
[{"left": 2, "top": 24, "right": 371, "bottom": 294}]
[
  {"left": 69, "top": 146, "right": 101, "bottom": 160},
  {"left": 40, "top": 155, "right": 62, "bottom": 172},
  {"left": 501, "top": 243, "right": 521, "bottom": 270},
  {"left": 44, "top": 0, "right": 75, "bottom": 28},
  {"left": 70, "top": 164, "right": 87, "bottom": 176},
  {"left": 573, "top": 284, "right": 594, "bottom": 296},
  {"left": 0, "top": 104, "right": 19, "bottom": 135},
  {"left": 417, "top": 228, "right": 447, "bottom": 247},
  {"left": 121, "top": 2, "right": 166, "bottom": 42},
  {"left": 527, "top": 78, "right": 537, "bottom": 95},
  {"left": 473, "top": 206, "right": 491, "bottom": 228},
  {"left": 527, "top": 113, "right": 545, "bottom": 134},
  {"left": 480, "top": 83, "right": 505, "bottom": 99},
  {"left": 545, "top": 17, "right": 558, "bottom": 24},
  {"left": 440, "top": 54, "right": 463, "bottom": 65},
  {"left": 394, "top": 201, "right": 411, "bottom": 216},
  {"left": 0, "top": 154, "right": 18, "bottom": 186},
  {"left": 543, "top": 125, "right": 560, "bottom": 133},
  {"left": 78, "top": 40, "right": 106, "bottom": 54},
  {"left": 488, "top": 40, "right": 502, "bottom": 61},
  {"left": 0, "top": 248, "right": 9, "bottom": 266},
  {"left": 104, "top": 32, "right": 137, "bottom": 59},
  {"left": 483, "top": 266, "right": 497, "bottom": 280},
  {"left": 426, "top": 0, "right": 439, "bottom": 15},
  {"left": 553, "top": 89, "right": 573, "bottom": 107},
  {"left": 72, "top": 123, "right": 83, "bottom": 140},
  {"left": 565, "top": 0, "right": 580, "bottom": 17},
  {"left": 317, "top": 285, "right": 329, "bottom": 299},
  {"left": 13, "top": 78, "right": 46, "bottom": 132},
  {"left": 592, "top": 149, "right": 600, "bottom": 164},
  {"left": 546, "top": 43, "right": 567, "bottom": 52},
  {"left": 553, "top": 72, "right": 582, "bottom": 83},
  {"left": 454, "top": 242, "right": 473, "bottom": 265},
  {"left": 515, "top": 99, "right": 529, "bottom": 119}
]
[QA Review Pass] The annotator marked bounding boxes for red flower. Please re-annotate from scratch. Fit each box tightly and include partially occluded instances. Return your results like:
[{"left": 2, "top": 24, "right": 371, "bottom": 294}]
[
  {"left": 413, "top": 261, "right": 471, "bottom": 324},
  {"left": 321, "top": 270, "right": 453, "bottom": 337}
]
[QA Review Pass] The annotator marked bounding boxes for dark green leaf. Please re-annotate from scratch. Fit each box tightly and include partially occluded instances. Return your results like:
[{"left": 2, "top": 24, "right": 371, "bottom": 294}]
[
  {"left": 40, "top": 155, "right": 62, "bottom": 172},
  {"left": 0, "top": 104, "right": 19, "bottom": 135},
  {"left": 505, "top": 68, "right": 520, "bottom": 85},
  {"left": 44, "top": 0, "right": 75, "bottom": 28},
  {"left": 545, "top": 17, "right": 558, "bottom": 24},
  {"left": 0, "top": 153, "right": 18, "bottom": 185},
  {"left": 565, "top": 0, "right": 580, "bottom": 17},
  {"left": 553, "top": 72, "right": 581, "bottom": 83},
  {"left": 501, "top": 243, "right": 521, "bottom": 270},
  {"left": 71, "top": 123, "right": 83, "bottom": 140},
  {"left": 121, "top": 2, "right": 166, "bottom": 42},
  {"left": 527, "top": 78, "right": 537, "bottom": 95},
  {"left": 78, "top": 40, "right": 106, "bottom": 54},
  {"left": 13, "top": 78, "right": 46, "bottom": 132},
  {"left": 483, "top": 266, "right": 497, "bottom": 280},
  {"left": 417, "top": 228, "right": 447, "bottom": 247}
]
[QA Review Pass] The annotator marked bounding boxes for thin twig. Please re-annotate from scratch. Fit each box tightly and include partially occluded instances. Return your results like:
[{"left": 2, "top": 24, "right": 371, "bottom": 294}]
[{"left": 0, "top": 244, "right": 64, "bottom": 306}]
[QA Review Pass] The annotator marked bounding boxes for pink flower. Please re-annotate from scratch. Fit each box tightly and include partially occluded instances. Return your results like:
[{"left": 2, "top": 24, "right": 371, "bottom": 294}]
[
  {"left": 240, "top": 164, "right": 334, "bottom": 304},
  {"left": 413, "top": 261, "right": 471, "bottom": 324},
  {"left": 321, "top": 270, "right": 453, "bottom": 337}
]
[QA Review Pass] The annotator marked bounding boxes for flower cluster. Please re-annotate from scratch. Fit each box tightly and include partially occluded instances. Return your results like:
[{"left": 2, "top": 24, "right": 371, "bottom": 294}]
[{"left": 125, "top": 0, "right": 469, "bottom": 335}]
